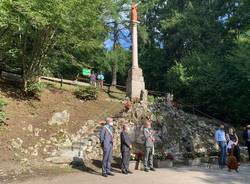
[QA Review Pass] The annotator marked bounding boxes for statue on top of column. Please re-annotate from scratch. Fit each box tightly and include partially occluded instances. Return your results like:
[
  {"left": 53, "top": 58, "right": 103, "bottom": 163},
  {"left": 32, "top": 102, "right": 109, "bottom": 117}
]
[{"left": 132, "top": 0, "right": 138, "bottom": 22}]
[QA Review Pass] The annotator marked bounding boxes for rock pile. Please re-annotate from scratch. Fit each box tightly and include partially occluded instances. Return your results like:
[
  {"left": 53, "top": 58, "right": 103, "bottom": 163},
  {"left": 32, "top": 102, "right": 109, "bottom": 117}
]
[
  {"left": 44, "top": 99, "right": 220, "bottom": 164},
  {"left": 44, "top": 103, "right": 149, "bottom": 164},
  {"left": 148, "top": 99, "right": 219, "bottom": 158}
]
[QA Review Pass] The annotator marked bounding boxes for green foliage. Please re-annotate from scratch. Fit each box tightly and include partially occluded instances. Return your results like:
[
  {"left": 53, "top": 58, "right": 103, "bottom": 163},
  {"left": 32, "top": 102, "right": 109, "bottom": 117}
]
[
  {"left": 165, "top": 62, "right": 192, "bottom": 94},
  {"left": 165, "top": 48, "right": 250, "bottom": 124},
  {"left": 0, "top": 0, "right": 250, "bottom": 125},
  {"left": 229, "top": 31, "right": 250, "bottom": 81},
  {"left": 183, "top": 152, "right": 205, "bottom": 159},
  {"left": 154, "top": 152, "right": 174, "bottom": 161},
  {"left": 74, "top": 86, "right": 98, "bottom": 101},
  {"left": 154, "top": 151, "right": 167, "bottom": 161},
  {"left": 138, "top": 0, "right": 250, "bottom": 125},
  {"left": 147, "top": 95, "right": 155, "bottom": 103},
  {"left": 26, "top": 82, "right": 45, "bottom": 97},
  {"left": 92, "top": 46, "right": 130, "bottom": 85},
  {"left": 0, "top": 99, "right": 6, "bottom": 124},
  {"left": 0, "top": 0, "right": 110, "bottom": 90}
]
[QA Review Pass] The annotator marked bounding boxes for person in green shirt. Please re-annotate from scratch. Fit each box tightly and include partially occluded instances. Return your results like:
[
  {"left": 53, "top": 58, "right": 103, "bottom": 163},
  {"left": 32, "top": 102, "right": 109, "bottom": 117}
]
[{"left": 97, "top": 72, "right": 104, "bottom": 89}]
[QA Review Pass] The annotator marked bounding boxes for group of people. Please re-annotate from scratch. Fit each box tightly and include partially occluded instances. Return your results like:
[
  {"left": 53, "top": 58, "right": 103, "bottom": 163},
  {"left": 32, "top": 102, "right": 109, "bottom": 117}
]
[
  {"left": 100, "top": 118, "right": 250, "bottom": 177},
  {"left": 215, "top": 123, "right": 250, "bottom": 170},
  {"left": 89, "top": 72, "right": 104, "bottom": 89},
  {"left": 100, "top": 117, "right": 156, "bottom": 177}
]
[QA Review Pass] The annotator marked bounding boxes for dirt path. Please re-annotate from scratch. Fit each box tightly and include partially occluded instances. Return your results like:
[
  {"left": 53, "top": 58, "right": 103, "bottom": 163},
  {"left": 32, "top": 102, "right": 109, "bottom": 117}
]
[{"left": 9, "top": 165, "right": 250, "bottom": 184}]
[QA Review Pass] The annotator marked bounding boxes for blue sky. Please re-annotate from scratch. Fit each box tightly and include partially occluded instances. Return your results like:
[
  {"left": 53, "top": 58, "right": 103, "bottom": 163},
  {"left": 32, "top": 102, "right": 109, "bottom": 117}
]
[{"left": 104, "top": 28, "right": 132, "bottom": 50}]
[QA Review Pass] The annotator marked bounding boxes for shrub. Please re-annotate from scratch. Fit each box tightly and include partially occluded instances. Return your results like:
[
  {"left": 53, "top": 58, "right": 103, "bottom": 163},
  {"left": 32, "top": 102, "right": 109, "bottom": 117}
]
[
  {"left": 0, "top": 99, "right": 6, "bottom": 124},
  {"left": 26, "top": 82, "right": 45, "bottom": 97},
  {"left": 183, "top": 152, "right": 205, "bottom": 159},
  {"left": 148, "top": 95, "right": 155, "bottom": 103},
  {"left": 74, "top": 86, "right": 98, "bottom": 101},
  {"left": 154, "top": 151, "right": 167, "bottom": 161}
]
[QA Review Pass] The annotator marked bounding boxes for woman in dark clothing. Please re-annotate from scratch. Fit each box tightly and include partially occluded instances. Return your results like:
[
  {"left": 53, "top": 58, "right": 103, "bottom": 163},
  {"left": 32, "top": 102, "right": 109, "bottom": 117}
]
[
  {"left": 243, "top": 125, "right": 250, "bottom": 161},
  {"left": 226, "top": 128, "right": 240, "bottom": 164}
]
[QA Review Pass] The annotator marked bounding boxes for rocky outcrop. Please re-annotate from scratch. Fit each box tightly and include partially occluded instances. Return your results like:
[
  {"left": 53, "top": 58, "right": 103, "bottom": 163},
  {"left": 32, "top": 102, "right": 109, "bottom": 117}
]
[
  {"left": 147, "top": 99, "right": 219, "bottom": 158},
  {"left": 9, "top": 98, "right": 244, "bottom": 167},
  {"left": 44, "top": 99, "right": 220, "bottom": 164}
]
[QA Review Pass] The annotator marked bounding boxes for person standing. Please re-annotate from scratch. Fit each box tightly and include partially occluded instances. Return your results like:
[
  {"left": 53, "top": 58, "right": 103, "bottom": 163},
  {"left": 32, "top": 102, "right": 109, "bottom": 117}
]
[
  {"left": 215, "top": 123, "right": 227, "bottom": 169},
  {"left": 226, "top": 128, "right": 240, "bottom": 164},
  {"left": 90, "top": 72, "right": 96, "bottom": 87},
  {"left": 100, "top": 117, "right": 114, "bottom": 177},
  {"left": 97, "top": 72, "right": 104, "bottom": 89},
  {"left": 120, "top": 124, "right": 133, "bottom": 175},
  {"left": 143, "top": 120, "right": 156, "bottom": 172},
  {"left": 243, "top": 125, "right": 250, "bottom": 161}
]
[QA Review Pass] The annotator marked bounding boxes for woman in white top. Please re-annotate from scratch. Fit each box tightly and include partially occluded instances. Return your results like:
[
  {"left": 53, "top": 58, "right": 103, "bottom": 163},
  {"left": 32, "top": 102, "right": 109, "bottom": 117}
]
[{"left": 226, "top": 128, "right": 240, "bottom": 164}]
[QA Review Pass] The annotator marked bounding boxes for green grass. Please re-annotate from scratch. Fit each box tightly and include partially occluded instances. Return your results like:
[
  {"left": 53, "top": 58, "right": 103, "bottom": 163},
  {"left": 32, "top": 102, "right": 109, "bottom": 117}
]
[{"left": 42, "top": 80, "right": 126, "bottom": 101}]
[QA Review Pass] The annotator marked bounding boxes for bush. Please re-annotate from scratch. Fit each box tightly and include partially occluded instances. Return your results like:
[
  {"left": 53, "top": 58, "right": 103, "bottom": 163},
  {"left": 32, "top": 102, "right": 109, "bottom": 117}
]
[
  {"left": 74, "top": 86, "right": 98, "bottom": 101},
  {"left": 148, "top": 95, "right": 155, "bottom": 103},
  {"left": 26, "top": 82, "right": 45, "bottom": 97},
  {"left": 154, "top": 151, "right": 167, "bottom": 161},
  {"left": 0, "top": 99, "right": 6, "bottom": 124},
  {"left": 183, "top": 152, "right": 205, "bottom": 159}
]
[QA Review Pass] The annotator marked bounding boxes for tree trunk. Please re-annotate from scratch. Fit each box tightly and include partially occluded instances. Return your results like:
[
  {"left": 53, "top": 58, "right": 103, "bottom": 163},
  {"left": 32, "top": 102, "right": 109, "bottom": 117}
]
[
  {"left": 111, "top": 60, "right": 117, "bottom": 86},
  {"left": 111, "top": 22, "right": 118, "bottom": 86}
]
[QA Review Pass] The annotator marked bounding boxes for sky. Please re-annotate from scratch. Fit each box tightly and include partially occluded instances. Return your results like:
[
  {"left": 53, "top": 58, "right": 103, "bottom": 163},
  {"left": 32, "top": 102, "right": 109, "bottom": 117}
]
[{"left": 104, "top": 26, "right": 132, "bottom": 50}]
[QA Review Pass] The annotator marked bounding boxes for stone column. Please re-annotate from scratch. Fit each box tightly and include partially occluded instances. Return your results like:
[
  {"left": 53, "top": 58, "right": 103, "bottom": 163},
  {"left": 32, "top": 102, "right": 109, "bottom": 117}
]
[
  {"left": 126, "top": 1, "right": 147, "bottom": 101},
  {"left": 132, "top": 21, "right": 139, "bottom": 68}
]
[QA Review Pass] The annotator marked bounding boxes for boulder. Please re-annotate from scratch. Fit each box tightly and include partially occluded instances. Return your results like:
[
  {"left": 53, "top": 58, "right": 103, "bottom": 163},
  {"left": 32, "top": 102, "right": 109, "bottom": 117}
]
[
  {"left": 11, "top": 138, "right": 23, "bottom": 150},
  {"left": 45, "top": 156, "right": 73, "bottom": 164},
  {"left": 48, "top": 110, "right": 70, "bottom": 126},
  {"left": 27, "top": 124, "right": 33, "bottom": 133}
]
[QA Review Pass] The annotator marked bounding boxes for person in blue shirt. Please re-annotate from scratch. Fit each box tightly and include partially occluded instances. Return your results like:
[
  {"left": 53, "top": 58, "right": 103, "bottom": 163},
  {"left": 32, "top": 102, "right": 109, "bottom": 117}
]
[{"left": 215, "top": 123, "right": 227, "bottom": 169}]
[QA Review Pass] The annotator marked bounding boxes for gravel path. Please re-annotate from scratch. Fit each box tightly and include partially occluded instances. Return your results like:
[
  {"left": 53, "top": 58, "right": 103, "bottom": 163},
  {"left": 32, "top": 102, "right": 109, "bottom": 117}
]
[{"left": 10, "top": 165, "right": 250, "bottom": 184}]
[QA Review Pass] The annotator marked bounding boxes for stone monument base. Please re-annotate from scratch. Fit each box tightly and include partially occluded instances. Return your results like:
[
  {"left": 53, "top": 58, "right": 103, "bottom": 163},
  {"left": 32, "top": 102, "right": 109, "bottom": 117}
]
[{"left": 126, "top": 67, "right": 147, "bottom": 100}]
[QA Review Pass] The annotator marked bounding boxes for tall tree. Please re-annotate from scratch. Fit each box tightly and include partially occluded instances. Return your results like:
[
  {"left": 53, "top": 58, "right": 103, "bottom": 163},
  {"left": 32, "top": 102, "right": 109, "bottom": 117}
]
[
  {"left": 0, "top": 0, "right": 110, "bottom": 91},
  {"left": 105, "top": 0, "right": 131, "bottom": 86}
]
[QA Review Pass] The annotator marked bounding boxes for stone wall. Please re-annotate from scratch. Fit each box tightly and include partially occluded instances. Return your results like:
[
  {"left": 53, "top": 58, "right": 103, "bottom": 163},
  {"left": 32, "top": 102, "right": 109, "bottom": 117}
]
[{"left": 44, "top": 99, "right": 223, "bottom": 164}]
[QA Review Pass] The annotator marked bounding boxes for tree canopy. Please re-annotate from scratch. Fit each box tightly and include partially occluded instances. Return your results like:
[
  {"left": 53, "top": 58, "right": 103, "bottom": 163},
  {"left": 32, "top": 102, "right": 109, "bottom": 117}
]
[{"left": 139, "top": 0, "right": 250, "bottom": 124}]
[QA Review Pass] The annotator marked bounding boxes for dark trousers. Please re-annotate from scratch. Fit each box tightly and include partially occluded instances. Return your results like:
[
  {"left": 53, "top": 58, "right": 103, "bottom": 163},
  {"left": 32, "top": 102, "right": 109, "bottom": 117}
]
[
  {"left": 144, "top": 147, "right": 154, "bottom": 169},
  {"left": 228, "top": 145, "right": 240, "bottom": 162},
  {"left": 121, "top": 151, "right": 130, "bottom": 172},
  {"left": 247, "top": 142, "right": 250, "bottom": 161},
  {"left": 218, "top": 141, "right": 227, "bottom": 167},
  {"left": 102, "top": 147, "right": 113, "bottom": 174}
]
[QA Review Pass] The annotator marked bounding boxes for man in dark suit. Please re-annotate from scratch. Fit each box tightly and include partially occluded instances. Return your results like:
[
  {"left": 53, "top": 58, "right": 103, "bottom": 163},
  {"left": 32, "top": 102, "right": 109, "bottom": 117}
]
[
  {"left": 120, "top": 124, "right": 133, "bottom": 175},
  {"left": 243, "top": 125, "right": 250, "bottom": 161},
  {"left": 100, "top": 117, "right": 114, "bottom": 177}
]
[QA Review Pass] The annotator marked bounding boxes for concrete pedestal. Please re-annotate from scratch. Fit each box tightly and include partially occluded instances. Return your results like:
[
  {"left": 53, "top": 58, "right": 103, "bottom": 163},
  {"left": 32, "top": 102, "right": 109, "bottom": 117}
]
[{"left": 126, "top": 67, "right": 146, "bottom": 99}]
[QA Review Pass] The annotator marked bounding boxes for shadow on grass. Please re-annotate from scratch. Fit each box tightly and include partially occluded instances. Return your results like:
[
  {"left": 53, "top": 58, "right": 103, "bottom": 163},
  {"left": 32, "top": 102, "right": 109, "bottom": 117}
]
[{"left": 0, "top": 80, "right": 41, "bottom": 101}]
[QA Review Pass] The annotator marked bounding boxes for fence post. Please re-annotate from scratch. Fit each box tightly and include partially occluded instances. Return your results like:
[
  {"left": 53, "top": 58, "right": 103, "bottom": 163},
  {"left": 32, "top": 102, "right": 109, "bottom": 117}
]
[{"left": 58, "top": 73, "right": 63, "bottom": 89}]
